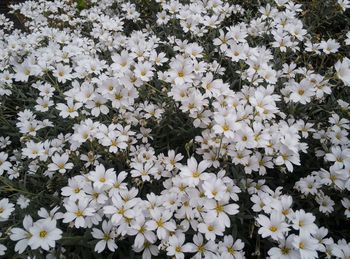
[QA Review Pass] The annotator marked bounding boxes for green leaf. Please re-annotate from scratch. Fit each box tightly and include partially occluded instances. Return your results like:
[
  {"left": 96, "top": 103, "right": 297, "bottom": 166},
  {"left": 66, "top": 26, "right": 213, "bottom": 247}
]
[{"left": 76, "top": 0, "right": 86, "bottom": 11}]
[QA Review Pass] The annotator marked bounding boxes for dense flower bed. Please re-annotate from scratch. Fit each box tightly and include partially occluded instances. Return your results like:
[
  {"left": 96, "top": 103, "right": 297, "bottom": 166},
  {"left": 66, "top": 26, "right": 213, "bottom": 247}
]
[{"left": 0, "top": 0, "right": 350, "bottom": 258}]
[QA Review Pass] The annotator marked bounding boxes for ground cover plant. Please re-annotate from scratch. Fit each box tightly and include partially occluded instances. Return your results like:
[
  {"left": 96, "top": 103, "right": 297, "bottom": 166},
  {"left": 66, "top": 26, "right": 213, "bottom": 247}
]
[{"left": 0, "top": 0, "right": 350, "bottom": 258}]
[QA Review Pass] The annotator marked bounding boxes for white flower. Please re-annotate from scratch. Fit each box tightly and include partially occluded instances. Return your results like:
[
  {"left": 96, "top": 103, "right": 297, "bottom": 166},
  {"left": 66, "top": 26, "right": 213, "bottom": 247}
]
[
  {"left": 86, "top": 94, "right": 109, "bottom": 117},
  {"left": 103, "top": 196, "right": 136, "bottom": 226},
  {"left": 292, "top": 234, "right": 319, "bottom": 259},
  {"left": 10, "top": 215, "right": 33, "bottom": 254},
  {"left": 335, "top": 57, "right": 350, "bottom": 86},
  {"left": 345, "top": 31, "right": 350, "bottom": 45},
  {"left": 275, "top": 146, "right": 301, "bottom": 172},
  {"left": 88, "top": 164, "right": 116, "bottom": 189},
  {"left": 184, "top": 233, "right": 216, "bottom": 258},
  {"left": 53, "top": 64, "right": 72, "bottom": 83},
  {"left": 338, "top": 0, "right": 350, "bottom": 11},
  {"left": 202, "top": 175, "right": 227, "bottom": 201},
  {"left": 204, "top": 199, "right": 239, "bottom": 228},
  {"left": 268, "top": 235, "right": 299, "bottom": 259},
  {"left": 16, "top": 195, "right": 30, "bottom": 209},
  {"left": 0, "top": 152, "right": 11, "bottom": 175},
  {"left": 14, "top": 61, "right": 34, "bottom": 82},
  {"left": 218, "top": 235, "right": 245, "bottom": 259},
  {"left": 38, "top": 206, "right": 63, "bottom": 220},
  {"left": 212, "top": 114, "right": 239, "bottom": 139},
  {"left": 316, "top": 194, "right": 335, "bottom": 214},
  {"left": 325, "top": 146, "right": 350, "bottom": 168},
  {"left": 0, "top": 232, "right": 6, "bottom": 255},
  {"left": 0, "top": 243, "right": 6, "bottom": 256},
  {"left": 28, "top": 218, "right": 62, "bottom": 251},
  {"left": 134, "top": 61, "right": 154, "bottom": 82},
  {"left": 128, "top": 215, "right": 156, "bottom": 249},
  {"left": 168, "top": 58, "right": 194, "bottom": 85},
  {"left": 48, "top": 153, "right": 73, "bottom": 174},
  {"left": 108, "top": 171, "right": 128, "bottom": 197},
  {"left": 197, "top": 214, "right": 225, "bottom": 241},
  {"left": 56, "top": 99, "right": 82, "bottom": 118},
  {"left": 332, "top": 240, "right": 350, "bottom": 258},
  {"left": 180, "top": 157, "right": 210, "bottom": 187},
  {"left": 146, "top": 209, "right": 176, "bottom": 240},
  {"left": 319, "top": 39, "right": 340, "bottom": 54},
  {"left": 61, "top": 176, "right": 87, "bottom": 201},
  {"left": 341, "top": 198, "right": 350, "bottom": 218},
  {"left": 289, "top": 79, "right": 316, "bottom": 104},
  {"left": 131, "top": 162, "right": 158, "bottom": 182},
  {"left": 91, "top": 220, "right": 118, "bottom": 253},
  {"left": 63, "top": 198, "right": 95, "bottom": 228},
  {"left": 164, "top": 150, "right": 184, "bottom": 171},
  {"left": 21, "top": 141, "right": 44, "bottom": 159},
  {"left": 270, "top": 195, "right": 293, "bottom": 219},
  {"left": 0, "top": 136, "right": 11, "bottom": 149},
  {"left": 133, "top": 240, "right": 159, "bottom": 259},
  {"left": 0, "top": 198, "right": 15, "bottom": 222},
  {"left": 256, "top": 211, "right": 290, "bottom": 240},
  {"left": 166, "top": 233, "right": 193, "bottom": 259},
  {"left": 292, "top": 210, "right": 317, "bottom": 235},
  {"left": 35, "top": 96, "right": 54, "bottom": 112}
]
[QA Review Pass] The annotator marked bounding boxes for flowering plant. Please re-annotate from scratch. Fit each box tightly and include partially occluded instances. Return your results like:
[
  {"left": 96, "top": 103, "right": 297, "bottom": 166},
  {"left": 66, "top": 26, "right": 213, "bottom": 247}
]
[{"left": 0, "top": 0, "right": 350, "bottom": 258}]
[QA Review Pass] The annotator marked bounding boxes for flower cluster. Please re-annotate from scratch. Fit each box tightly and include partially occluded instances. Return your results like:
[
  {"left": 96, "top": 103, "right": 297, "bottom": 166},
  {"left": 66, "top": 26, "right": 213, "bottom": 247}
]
[{"left": 0, "top": 0, "right": 349, "bottom": 258}]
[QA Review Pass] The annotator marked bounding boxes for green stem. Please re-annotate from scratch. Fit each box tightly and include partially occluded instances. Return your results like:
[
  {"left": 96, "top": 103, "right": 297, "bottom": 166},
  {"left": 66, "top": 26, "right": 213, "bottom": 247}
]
[{"left": 0, "top": 176, "right": 36, "bottom": 196}]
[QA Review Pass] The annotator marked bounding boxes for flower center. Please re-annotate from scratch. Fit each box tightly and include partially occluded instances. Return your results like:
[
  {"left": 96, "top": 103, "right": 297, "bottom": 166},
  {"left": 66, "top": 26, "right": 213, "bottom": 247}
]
[
  {"left": 282, "top": 209, "right": 289, "bottom": 216},
  {"left": 281, "top": 246, "right": 290, "bottom": 254},
  {"left": 269, "top": 226, "right": 278, "bottom": 232},
  {"left": 139, "top": 226, "right": 145, "bottom": 234},
  {"left": 156, "top": 218, "right": 164, "bottom": 227},
  {"left": 215, "top": 203, "right": 224, "bottom": 213},
  {"left": 298, "top": 89, "right": 305, "bottom": 95},
  {"left": 192, "top": 171, "right": 200, "bottom": 178},
  {"left": 75, "top": 209, "right": 83, "bottom": 217},
  {"left": 118, "top": 207, "right": 125, "bottom": 215},
  {"left": 103, "top": 233, "right": 110, "bottom": 241},
  {"left": 177, "top": 71, "right": 184, "bottom": 78},
  {"left": 227, "top": 246, "right": 235, "bottom": 254},
  {"left": 175, "top": 246, "right": 182, "bottom": 253},
  {"left": 39, "top": 230, "right": 47, "bottom": 238},
  {"left": 222, "top": 123, "right": 230, "bottom": 131}
]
